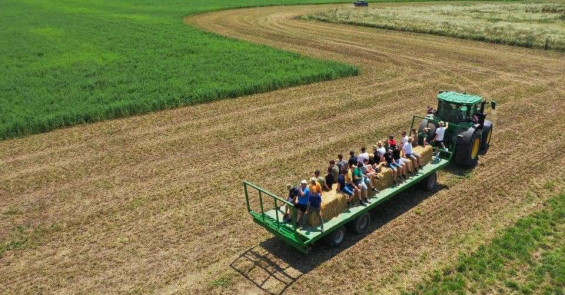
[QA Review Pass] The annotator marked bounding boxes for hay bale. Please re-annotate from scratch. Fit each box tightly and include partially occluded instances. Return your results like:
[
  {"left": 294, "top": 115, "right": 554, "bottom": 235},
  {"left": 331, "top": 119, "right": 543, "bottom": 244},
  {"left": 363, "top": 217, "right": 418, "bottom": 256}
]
[
  {"left": 414, "top": 145, "right": 433, "bottom": 166},
  {"left": 308, "top": 184, "right": 348, "bottom": 227},
  {"left": 371, "top": 166, "right": 394, "bottom": 190},
  {"left": 403, "top": 157, "right": 413, "bottom": 173}
]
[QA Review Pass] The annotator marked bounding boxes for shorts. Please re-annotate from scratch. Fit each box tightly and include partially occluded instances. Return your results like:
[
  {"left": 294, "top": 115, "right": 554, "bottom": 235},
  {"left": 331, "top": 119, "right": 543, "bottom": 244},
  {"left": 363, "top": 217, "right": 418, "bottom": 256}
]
[
  {"left": 309, "top": 206, "right": 321, "bottom": 213},
  {"left": 396, "top": 158, "right": 405, "bottom": 165},
  {"left": 388, "top": 162, "right": 400, "bottom": 171},
  {"left": 356, "top": 181, "right": 367, "bottom": 191},
  {"left": 342, "top": 184, "right": 355, "bottom": 196},
  {"left": 363, "top": 176, "right": 371, "bottom": 185},
  {"left": 433, "top": 140, "right": 443, "bottom": 147},
  {"left": 406, "top": 152, "right": 420, "bottom": 159},
  {"left": 296, "top": 203, "right": 308, "bottom": 212}
]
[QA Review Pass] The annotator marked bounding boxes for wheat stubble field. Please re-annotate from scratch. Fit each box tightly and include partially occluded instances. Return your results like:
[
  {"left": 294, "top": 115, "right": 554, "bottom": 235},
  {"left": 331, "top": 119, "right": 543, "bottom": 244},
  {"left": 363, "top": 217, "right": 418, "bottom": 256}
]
[{"left": 1, "top": 3, "right": 565, "bottom": 294}]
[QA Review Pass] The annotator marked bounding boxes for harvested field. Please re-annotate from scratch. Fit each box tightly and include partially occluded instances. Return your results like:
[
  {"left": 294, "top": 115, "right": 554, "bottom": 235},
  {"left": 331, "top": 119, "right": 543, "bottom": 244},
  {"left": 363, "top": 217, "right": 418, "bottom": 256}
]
[
  {"left": 306, "top": 2, "right": 565, "bottom": 50},
  {"left": 2, "top": 3, "right": 565, "bottom": 294}
]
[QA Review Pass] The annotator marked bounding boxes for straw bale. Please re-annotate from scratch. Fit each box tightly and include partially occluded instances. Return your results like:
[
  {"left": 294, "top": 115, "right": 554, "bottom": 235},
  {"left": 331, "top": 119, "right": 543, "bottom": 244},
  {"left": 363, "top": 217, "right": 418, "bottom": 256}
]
[
  {"left": 414, "top": 145, "right": 433, "bottom": 165},
  {"left": 371, "top": 166, "right": 394, "bottom": 190},
  {"left": 308, "top": 184, "right": 348, "bottom": 226},
  {"left": 403, "top": 157, "right": 413, "bottom": 173}
]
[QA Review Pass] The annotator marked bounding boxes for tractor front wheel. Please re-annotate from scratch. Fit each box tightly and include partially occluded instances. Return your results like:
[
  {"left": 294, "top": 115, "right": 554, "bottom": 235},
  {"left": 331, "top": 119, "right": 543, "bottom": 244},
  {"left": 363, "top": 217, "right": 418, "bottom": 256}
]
[
  {"left": 454, "top": 128, "right": 481, "bottom": 167},
  {"left": 480, "top": 120, "right": 493, "bottom": 155}
]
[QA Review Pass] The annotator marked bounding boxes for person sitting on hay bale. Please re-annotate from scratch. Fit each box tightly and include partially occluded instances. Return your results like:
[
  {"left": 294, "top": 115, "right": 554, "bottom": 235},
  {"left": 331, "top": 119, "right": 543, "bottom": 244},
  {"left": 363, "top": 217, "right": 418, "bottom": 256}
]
[
  {"left": 353, "top": 163, "right": 369, "bottom": 204},
  {"left": 403, "top": 137, "right": 423, "bottom": 172},
  {"left": 385, "top": 149, "right": 403, "bottom": 184},
  {"left": 393, "top": 146, "right": 411, "bottom": 177}
]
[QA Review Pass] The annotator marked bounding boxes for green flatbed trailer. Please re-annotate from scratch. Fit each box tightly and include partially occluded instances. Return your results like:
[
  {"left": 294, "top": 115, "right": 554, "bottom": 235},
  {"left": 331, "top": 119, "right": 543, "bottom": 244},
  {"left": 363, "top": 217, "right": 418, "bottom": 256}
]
[{"left": 243, "top": 116, "right": 457, "bottom": 253}]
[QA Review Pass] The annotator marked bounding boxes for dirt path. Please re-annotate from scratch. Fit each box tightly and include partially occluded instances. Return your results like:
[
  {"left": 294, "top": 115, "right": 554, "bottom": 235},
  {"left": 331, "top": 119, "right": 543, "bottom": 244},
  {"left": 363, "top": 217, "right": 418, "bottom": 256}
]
[{"left": 1, "top": 3, "right": 564, "bottom": 294}]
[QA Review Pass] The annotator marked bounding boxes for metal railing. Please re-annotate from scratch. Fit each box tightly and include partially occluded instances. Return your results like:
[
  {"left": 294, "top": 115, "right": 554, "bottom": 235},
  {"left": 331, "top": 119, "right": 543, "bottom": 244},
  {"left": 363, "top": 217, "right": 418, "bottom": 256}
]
[{"left": 243, "top": 181, "right": 297, "bottom": 230}]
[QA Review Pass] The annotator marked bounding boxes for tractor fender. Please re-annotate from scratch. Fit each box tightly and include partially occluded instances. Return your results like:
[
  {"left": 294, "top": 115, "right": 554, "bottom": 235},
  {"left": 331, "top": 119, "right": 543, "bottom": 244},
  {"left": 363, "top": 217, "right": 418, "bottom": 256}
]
[{"left": 419, "top": 119, "right": 436, "bottom": 144}]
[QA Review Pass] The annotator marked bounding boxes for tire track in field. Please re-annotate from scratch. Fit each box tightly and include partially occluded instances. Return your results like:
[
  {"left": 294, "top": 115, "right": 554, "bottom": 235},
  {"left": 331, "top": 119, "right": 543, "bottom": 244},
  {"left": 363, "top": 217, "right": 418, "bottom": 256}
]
[{"left": 1, "top": 3, "right": 564, "bottom": 294}]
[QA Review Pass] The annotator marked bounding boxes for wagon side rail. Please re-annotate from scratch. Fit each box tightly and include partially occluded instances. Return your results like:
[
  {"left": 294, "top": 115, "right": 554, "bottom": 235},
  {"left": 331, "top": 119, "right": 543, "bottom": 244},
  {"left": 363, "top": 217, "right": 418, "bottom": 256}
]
[{"left": 243, "top": 181, "right": 309, "bottom": 252}]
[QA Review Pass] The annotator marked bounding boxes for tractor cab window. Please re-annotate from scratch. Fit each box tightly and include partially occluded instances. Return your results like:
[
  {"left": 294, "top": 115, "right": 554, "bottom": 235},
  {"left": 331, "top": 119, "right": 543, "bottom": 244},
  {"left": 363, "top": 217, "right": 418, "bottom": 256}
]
[{"left": 437, "top": 100, "right": 472, "bottom": 122}]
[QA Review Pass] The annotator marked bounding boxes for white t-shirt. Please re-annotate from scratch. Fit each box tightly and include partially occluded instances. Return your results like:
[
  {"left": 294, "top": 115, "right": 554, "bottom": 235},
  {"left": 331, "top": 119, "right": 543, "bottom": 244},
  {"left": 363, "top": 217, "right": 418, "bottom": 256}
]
[
  {"left": 358, "top": 152, "right": 370, "bottom": 163},
  {"left": 435, "top": 127, "right": 447, "bottom": 141},
  {"left": 402, "top": 135, "right": 409, "bottom": 146},
  {"left": 377, "top": 147, "right": 386, "bottom": 158},
  {"left": 403, "top": 142, "right": 413, "bottom": 155}
]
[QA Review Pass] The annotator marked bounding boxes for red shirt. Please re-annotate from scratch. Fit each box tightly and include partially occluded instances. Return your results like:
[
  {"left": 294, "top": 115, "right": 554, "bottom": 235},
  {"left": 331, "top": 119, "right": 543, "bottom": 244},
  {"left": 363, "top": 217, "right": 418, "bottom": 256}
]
[{"left": 388, "top": 139, "right": 397, "bottom": 147}]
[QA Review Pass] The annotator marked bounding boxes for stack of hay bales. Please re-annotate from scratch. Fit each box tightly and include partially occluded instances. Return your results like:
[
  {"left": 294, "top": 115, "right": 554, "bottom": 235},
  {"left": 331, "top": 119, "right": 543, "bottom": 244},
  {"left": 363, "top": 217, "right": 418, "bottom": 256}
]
[
  {"left": 414, "top": 145, "right": 433, "bottom": 165},
  {"left": 306, "top": 145, "right": 434, "bottom": 227},
  {"left": 308, "top": 185, "right": 348, "bottom": 227}
]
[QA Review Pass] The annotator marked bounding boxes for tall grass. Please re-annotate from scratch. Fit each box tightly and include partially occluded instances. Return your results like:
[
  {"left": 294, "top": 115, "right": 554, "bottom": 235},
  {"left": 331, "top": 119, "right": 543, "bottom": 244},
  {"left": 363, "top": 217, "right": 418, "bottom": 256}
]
[
  {"left": 0, "top": 0, "right": 361, "bottom": 140},
  {"left": 306, "top": 2, "right": 565, "bottom": 51}
]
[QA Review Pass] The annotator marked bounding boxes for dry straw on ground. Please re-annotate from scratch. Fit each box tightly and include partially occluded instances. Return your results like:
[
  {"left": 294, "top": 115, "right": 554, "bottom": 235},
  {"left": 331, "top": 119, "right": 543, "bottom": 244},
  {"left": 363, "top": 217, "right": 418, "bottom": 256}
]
[{"left": 1, "top": 3, "right": 564, "bottom": 294}]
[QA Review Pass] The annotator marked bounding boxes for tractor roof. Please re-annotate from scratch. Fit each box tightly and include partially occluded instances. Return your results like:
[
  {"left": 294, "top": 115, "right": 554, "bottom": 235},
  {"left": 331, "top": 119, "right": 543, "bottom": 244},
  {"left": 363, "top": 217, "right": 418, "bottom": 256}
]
[{"left": 437, "top": 91, "right": 482, "bottom": 105}]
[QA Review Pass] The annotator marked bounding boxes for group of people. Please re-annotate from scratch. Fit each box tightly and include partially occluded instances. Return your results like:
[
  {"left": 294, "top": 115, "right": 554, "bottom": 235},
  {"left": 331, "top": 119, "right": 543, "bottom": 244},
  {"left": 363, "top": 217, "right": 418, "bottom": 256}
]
[{"left": 283, "top": 123, "right": 450, "bottom": 230}]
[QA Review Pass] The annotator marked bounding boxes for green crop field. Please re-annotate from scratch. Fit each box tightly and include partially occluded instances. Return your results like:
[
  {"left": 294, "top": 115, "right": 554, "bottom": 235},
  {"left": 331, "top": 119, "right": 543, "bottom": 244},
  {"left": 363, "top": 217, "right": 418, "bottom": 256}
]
[
  {"left": 404, "top": 193, "right": 565, "bottom": 295},
  {"left": 0, "top": 0, "right": 362, "bottom": 140}
]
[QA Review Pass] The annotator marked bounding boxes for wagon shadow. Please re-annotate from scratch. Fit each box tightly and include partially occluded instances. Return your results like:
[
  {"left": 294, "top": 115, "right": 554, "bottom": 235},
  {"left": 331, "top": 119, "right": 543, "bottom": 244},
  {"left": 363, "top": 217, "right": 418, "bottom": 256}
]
[{"left": 230, "top": 183, "right": 447, "bottom": 295}]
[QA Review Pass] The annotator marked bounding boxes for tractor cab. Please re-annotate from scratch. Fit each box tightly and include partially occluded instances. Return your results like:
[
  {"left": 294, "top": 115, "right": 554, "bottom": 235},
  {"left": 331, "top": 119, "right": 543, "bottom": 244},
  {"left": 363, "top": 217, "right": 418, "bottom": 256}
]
[{"left": 436, "top": 92, "right": 482, "bottom": 124}]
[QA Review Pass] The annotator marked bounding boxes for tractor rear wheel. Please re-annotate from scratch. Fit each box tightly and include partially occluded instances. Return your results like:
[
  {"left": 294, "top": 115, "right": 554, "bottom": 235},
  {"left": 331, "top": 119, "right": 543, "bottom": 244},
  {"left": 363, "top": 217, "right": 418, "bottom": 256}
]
[
  {"left": 454, "top": 128, "right": 481, "bottom": 167},
  {"left": 480, "top": 120, "right": 493, "bottom": 155},
  {"left": 347, "top": 212, "right": 370, "bottom": 234},
  {"left": 323, "top": 226, "right": 346, "bottom": 247},
  {"left": 418, "top": 119, "right": 436, "bottom": 145}
]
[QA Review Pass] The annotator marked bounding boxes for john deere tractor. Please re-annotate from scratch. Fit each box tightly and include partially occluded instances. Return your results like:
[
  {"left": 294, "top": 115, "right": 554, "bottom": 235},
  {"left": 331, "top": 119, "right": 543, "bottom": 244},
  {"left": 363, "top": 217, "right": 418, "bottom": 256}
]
[{"left": 418, "top": 91, "right": 496, "bottom": 167}]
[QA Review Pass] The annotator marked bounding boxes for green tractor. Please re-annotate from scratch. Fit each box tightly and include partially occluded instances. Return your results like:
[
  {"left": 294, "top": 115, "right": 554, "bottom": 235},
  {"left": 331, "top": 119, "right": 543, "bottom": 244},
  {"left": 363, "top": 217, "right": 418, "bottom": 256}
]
[{"left": 418, "top": 91, "right": 496, "bottom": 167}]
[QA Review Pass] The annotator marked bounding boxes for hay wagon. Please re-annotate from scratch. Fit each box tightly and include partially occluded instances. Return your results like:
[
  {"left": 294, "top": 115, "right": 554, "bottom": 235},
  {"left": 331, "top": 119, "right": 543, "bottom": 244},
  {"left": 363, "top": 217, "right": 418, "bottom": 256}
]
[{"left": 243, "top": 92, "right": 495, "bottom": 253}]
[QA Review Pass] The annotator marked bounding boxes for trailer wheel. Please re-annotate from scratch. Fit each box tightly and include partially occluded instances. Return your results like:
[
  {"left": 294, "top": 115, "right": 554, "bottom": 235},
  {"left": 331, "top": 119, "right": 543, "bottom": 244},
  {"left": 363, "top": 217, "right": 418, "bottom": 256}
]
[
  {"left": 323, "top": 226, "right": 346, "bottom": 247},
  {"left": 419, "top": 172, "right": 437, "bottom": 191},
  {"left": 347, "top": 212, "right": 371, "bottom": 234},
  {"left": 479, "top": 120, "right": 493, "bottom": 155}
]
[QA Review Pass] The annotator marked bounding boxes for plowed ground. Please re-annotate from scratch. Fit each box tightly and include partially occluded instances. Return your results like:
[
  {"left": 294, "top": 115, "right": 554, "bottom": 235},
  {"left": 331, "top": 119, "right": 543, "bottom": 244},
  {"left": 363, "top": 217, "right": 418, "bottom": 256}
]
[{"left": 1, "top": 3, "right": 564, "bottom": 294}]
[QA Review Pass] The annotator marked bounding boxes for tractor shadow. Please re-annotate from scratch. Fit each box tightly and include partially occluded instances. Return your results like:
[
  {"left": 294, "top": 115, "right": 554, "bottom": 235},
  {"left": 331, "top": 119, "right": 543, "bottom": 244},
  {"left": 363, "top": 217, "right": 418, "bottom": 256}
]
[{"left": 230, "top": 183, "right": 447, "bottom": 295}]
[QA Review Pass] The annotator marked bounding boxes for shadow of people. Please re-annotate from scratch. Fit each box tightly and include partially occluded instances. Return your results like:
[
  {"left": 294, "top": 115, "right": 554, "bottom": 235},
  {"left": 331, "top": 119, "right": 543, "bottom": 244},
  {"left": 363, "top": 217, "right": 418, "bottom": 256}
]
[{"left": 230, "top": 182, "right": 447, "bottom": 294}]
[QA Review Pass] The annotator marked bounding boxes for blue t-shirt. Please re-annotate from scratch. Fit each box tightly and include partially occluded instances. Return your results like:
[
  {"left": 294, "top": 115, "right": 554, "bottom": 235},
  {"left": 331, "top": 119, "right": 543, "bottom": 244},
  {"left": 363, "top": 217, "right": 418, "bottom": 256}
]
[
  {"left": 309, "top": 193, "right": 322, "bottom": 209},
  {"left": 337, "top": 174, "right": 346, "bottom": 191},
  {"left": 297, "top": 187, "right": 310, "bottom": 205}
]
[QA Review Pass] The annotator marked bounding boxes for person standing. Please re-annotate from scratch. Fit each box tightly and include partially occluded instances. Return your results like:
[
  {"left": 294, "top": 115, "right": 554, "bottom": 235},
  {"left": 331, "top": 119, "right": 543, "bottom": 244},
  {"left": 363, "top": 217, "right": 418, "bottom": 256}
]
[
  {"left": 296, "top": 180, "right": 310, "bottom": 229},
  {"left": 284, "top": 184, "right": 300, "bottom": 223},
  {"left": 433, "top": 121, "right": 449, "bottom": 156},
  {"left": 307, "top": 190, "right": 324, "bottom": 232}
]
